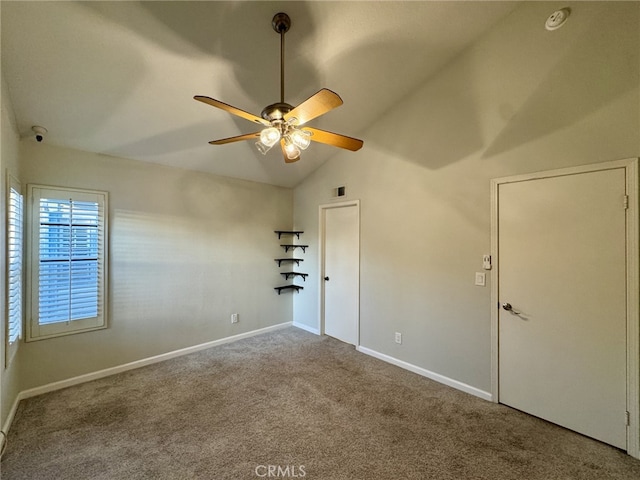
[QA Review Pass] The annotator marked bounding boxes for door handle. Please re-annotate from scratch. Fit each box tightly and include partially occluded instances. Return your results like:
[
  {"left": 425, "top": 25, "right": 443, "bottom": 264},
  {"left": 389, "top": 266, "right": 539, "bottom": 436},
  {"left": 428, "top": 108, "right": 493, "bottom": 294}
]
[
  {"left": 324, "top": 276, "right": 330, "bottom": 281},
  {"left": 502, "top": 302, "right": 520, "bottom": 314}
]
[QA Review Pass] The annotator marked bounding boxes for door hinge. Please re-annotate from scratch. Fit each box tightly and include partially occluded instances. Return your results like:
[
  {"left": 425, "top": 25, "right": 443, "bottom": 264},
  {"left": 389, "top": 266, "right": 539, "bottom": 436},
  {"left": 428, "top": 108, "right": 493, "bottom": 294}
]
[
  {"left": 623, "top": 195, "right": 629, "bottom": 209},
  {"left": 625, "top": 410, "right": 630, "bottom": 426}
]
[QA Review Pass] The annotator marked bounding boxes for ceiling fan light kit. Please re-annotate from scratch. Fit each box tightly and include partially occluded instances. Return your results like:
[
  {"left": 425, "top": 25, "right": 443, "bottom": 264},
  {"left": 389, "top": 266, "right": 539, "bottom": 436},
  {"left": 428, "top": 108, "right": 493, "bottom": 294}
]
[{"left": 194, "top": 12, "right": 363, "bottom": 164}]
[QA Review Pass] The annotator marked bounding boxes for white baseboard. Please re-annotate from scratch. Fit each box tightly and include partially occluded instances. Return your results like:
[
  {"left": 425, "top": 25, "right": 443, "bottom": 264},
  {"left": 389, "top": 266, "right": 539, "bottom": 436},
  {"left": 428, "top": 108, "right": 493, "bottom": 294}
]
[
  {"left": 357, "top": 345, "right": 492, "bottom": 402},
  {"left": 2, "top": 322, "right": 292, "bottom": 437},
  {"left": 2, "top": 389, "right": 25, "bottom": 441},
  {"left": 292, "top": 321, "right": 320, "bottom": 335}
]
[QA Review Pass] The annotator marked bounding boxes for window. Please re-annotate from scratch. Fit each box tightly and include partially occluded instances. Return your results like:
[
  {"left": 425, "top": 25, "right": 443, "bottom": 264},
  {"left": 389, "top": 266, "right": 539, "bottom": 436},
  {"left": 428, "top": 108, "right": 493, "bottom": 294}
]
[
  {"left": 6, "top": 175, "right": 23, "bottom": 365},
  {"left": 27, "top": 185, "right": 108, "bottom": 341}
]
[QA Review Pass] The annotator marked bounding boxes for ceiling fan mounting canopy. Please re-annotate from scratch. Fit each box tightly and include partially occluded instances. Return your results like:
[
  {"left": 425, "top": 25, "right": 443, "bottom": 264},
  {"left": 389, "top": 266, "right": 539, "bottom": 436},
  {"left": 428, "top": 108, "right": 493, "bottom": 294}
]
[
  {"left": 272, "top": 12, "right": 291, "bottom": 34},
  {"left": 194, "top": 12, "right": 363, "bottom": 163}
]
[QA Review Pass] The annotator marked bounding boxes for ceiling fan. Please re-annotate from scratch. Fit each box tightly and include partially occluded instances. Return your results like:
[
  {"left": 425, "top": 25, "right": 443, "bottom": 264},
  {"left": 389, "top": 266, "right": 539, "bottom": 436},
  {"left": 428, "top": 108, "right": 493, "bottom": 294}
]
[{"left": 194, "top": 12, "right": 363, "bottom": 163}]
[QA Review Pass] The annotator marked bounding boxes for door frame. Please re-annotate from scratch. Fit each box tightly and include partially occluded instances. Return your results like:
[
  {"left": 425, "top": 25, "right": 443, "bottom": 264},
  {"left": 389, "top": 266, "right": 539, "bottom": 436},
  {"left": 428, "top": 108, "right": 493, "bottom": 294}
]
[
  {"left": 490, "top": 158, "right": 639, "bottom": 459},
  {"left": 318, "top": 200, "right": 360, "bottom": 346}
]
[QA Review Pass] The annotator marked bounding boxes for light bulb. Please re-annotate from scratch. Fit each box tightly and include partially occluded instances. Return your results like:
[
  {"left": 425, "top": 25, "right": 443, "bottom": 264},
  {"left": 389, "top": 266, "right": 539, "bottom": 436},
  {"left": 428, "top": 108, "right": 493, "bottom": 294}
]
[
  {"left": 290, "top": 129, "right": 311, "bottom": 150},
  {"left": 259, "top": 127, "right": 281, "bottom": 147},
  {"left": 284, "top": 139, "right": 301, "bottom": 160}
]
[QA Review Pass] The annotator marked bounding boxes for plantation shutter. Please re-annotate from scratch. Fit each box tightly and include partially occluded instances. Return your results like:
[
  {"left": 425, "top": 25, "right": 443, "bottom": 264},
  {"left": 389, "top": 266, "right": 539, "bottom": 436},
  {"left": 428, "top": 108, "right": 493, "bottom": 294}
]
[
  {"left": 28, "top": 186, "right": 108, "bottom": 341},
  {"left": 7, "top": 178, "right": 23, "bottom": 364}
]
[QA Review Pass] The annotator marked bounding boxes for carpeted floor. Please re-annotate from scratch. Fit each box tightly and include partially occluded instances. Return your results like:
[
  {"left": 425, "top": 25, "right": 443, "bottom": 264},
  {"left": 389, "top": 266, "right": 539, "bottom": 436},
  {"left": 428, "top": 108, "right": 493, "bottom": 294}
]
[{"left": 2, "top": 327, "right": 640, "bottom": 479}]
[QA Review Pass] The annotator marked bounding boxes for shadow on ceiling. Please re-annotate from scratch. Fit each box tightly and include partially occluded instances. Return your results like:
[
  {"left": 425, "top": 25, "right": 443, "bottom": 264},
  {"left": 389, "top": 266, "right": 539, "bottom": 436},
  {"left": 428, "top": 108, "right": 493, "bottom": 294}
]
[{"left": 81, "top": 1, "right": 320, "bottom": 107}]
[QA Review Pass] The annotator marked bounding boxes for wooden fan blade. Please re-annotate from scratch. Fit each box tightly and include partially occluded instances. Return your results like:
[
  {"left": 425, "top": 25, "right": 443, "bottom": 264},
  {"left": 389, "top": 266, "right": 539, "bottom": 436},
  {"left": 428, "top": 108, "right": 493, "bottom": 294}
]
[
  {"left": 303, "top": 127, "right": 363, "bottom": 151},
  {"left": 280, "top": 139, "right": 300, "bottom": 163},
  {"left": 209, "top": 132, "right": 261, "bottom": 145},
  {"left": 194, "top": 96, "right": 270, "bottom": 126},
  {"left": 284, "top": 89, "right": 343, "bottom": 126}
]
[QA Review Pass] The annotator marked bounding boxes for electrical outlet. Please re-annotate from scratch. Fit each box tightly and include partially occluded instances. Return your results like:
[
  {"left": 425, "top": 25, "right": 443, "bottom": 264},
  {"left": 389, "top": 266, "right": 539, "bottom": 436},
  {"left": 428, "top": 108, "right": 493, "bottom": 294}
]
[
  {"left": 231, "top": 313, "right": 239, "bottom": 324},
  {"left": 395, "top": 332, "right": 402, "bottom": 344}
]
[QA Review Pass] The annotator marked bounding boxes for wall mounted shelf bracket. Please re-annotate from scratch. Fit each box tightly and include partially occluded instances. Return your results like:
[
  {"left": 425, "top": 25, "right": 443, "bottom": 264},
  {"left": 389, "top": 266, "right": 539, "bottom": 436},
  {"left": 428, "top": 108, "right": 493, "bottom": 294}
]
[
  {"left": 280, "top": 272, "right": 308, "bottom": 281},
  {"left": 275, "top": 258, "right": 303, "bottom": 267},
  {"left": 280, "top": 244, "right": 308, "bottom": 253},
  {"left": 275, "top": 230, "right": 304, "bottom": 240},
  {"left": 274, "top": 285, "right": 304, "bottom": 295}
]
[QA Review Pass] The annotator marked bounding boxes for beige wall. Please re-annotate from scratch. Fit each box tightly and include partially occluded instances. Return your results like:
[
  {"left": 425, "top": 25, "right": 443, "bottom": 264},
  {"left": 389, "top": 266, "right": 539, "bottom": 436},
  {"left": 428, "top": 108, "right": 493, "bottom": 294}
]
[
  {"left": 293, "top": 1, "right": 640, "bottom": 393},
  {"left": 1, "top": 74, "right": 22, "bottom": 428},
  {"left": 2, "top": 1, "right": 638, "bottom": 427},
  {"left": 18, "top": 142, "right": 293, "bottom": 390}
]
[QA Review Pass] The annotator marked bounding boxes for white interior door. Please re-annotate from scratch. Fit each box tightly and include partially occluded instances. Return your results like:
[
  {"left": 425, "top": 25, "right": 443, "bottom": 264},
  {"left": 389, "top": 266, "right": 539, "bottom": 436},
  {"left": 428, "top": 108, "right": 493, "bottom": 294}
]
[
  {"left": 497, "top": 167, "right": 628, "bottom": 449},
  {"left": 322, "top": 203, "right": 359, "bottom": 345}
]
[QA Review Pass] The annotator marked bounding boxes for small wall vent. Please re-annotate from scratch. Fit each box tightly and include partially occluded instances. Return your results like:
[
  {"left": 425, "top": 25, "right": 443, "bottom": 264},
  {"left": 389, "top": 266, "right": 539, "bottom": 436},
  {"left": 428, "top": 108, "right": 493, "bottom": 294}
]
[{"left": 332, "top": 185, "right": 346, "bottom": 198}]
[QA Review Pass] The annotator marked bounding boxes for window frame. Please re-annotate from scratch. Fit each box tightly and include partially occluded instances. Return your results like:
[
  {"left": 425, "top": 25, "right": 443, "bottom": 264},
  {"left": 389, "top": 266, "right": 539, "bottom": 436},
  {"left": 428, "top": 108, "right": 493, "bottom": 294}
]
[
  {"left": 6, "top": 174, "right": 23, "bottom": 366},
  {"left": 26, "top": 184, "right": 109, "bottom": 341}
]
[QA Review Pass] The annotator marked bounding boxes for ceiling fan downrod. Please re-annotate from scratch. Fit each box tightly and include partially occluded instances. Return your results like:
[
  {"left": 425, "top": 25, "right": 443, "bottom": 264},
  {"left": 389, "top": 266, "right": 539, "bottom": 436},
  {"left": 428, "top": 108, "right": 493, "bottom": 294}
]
[
  {"left": 272, "top": 12, "right": 291, "bottom": 104},
  {"left": 260, "top": 13, "right": 293, "bottom": 122}
]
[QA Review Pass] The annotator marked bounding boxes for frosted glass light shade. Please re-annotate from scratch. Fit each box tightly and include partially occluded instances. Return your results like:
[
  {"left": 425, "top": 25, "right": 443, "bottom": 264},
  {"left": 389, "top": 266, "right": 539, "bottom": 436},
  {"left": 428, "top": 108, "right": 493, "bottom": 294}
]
[
  {"left": 260, "top": 127, "right": 281, "bottom": 147},
  {"left": 284, "top": 141, "right": 300, "bottom": 160},
  {"left": 255, "top": 141, "right": 274, "bottom": 155},
  {"left": 290, "top": 129, "right": 311, "bottom": 150}
]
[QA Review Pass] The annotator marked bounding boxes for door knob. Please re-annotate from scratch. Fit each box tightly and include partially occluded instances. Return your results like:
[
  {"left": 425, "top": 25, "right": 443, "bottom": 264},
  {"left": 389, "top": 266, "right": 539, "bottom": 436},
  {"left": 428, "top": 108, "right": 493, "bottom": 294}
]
[
  {"left": 324, "top": 276, "right": 330, "bottom": 281},
  {"left": 502, "top": 302, "right": 520, "bottom": 314}
]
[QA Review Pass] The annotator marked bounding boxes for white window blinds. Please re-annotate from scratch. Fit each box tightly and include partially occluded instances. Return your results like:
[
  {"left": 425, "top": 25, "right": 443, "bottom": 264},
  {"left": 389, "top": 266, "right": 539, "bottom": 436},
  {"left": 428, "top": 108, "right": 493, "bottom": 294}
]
[
  {"left": 7, "top": 177, "right": 23, "bottom": 364},
  {"left": 28, "top": 186, "right": 108, "bottom": 341}
]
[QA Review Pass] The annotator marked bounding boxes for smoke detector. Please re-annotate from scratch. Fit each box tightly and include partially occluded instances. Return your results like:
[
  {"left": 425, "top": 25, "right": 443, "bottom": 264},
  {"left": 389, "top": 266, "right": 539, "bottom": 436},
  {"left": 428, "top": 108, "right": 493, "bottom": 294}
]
[{"left": 545, "top": 8, "right": 570, "bottom": 31}]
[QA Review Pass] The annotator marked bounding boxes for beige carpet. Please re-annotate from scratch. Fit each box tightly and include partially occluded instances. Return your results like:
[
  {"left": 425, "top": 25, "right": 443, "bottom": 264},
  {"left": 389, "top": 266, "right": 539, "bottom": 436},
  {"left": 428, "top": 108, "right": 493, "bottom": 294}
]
[{"left": 2, "top": 327, "right": 639, "bottom": 479}]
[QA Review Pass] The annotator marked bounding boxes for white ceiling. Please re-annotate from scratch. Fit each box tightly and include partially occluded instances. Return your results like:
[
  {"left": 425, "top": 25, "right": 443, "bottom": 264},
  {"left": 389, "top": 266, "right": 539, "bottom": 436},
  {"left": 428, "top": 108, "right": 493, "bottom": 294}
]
[{"left": 2, "top": 1, "right": 518, "bottom": 187}]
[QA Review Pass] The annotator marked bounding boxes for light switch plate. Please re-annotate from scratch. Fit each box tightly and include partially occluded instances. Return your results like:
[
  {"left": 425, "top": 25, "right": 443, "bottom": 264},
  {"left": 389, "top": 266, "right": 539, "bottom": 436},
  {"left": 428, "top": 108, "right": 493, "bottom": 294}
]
[{"left": 475, "top": 272, "right": 486, "bottom": 286}]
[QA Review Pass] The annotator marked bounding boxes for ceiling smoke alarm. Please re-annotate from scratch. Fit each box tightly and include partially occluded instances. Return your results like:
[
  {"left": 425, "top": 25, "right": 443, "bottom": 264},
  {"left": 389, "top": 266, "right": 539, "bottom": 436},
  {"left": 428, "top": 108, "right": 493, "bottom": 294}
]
[{"left": 545, "top": 8, "right": 570, "bottom": 31}]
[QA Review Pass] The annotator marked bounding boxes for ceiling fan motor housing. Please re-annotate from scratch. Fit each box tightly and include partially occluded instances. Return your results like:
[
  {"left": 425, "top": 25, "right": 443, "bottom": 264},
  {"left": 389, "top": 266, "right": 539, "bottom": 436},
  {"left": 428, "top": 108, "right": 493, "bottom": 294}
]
[{"left": 261, "top": 102, "right": 293, "bottom": 122}]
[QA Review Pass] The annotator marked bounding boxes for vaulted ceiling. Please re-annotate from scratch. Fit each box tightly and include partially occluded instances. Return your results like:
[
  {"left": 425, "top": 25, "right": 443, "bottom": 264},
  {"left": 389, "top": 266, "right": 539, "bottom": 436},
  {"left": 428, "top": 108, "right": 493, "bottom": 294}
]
[{"left": 2, "top": 1, "right": 517, "bottom": 187}]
